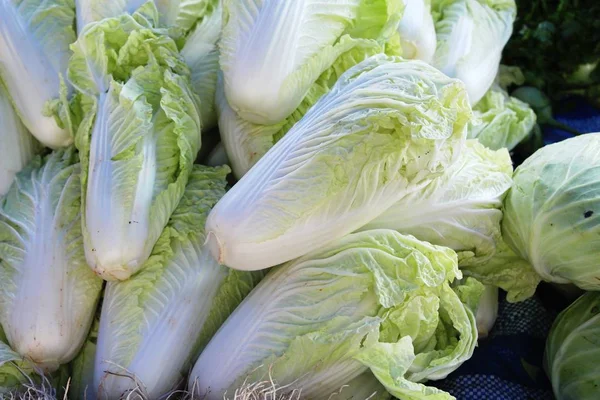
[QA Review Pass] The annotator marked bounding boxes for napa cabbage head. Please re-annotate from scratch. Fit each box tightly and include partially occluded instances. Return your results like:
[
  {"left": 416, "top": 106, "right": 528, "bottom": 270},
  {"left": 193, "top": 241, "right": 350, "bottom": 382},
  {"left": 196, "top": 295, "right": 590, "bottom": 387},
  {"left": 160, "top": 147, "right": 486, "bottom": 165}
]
[
  {"left": 207, "top": 55, "right": 472, "bottom": 271},
  {"left": 432, "top": 0, "right": 516, "bottom": 105},
  {"left": 190, "top": 230, "right": 481, "bottom": 400},
  {"left": 501, "top": 133, "right": 600, "bottom": 292},
  {"left": 362, "top": 139, "right": 512, "bottom": 267},
  {"left": 0, "top": 84, "right": 41, "bottom": 196},
  {"left": 90, "top": 165, "right": 262, "bottom": 399},
  {"left": 219, "top": 0, "right": 404, "bottom": 125},
  {"left": 469, "top": 84, "right": 537, "bottom": 150},
  {"left": 67, "top": 5, "right": 202, "bottom": 281},
  {"left": 545, "top": 292, "right": 600, "bottom": 400},
  {"left": 75, "top": 0, "right": 223, "bottom": 130},
  {"left": 397, "top": 0, "right": 436, "bottom": 63},
  {"left": 0, "top": 148, "right": 103, "bottom": 372},
  {"left": 0, "top": 0, "right": 75, "bottom": 148}
]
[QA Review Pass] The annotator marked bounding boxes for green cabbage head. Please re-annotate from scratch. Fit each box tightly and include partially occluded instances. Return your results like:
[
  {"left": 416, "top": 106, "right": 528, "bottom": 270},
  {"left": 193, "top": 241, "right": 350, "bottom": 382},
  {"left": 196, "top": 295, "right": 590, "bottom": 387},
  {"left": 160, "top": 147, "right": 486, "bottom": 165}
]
[
  {"left": 502, "top": 133, "right": 600, "bottom": 292},
  {"left": 545, "top": 292, "right": 600, "bottom": 400}
]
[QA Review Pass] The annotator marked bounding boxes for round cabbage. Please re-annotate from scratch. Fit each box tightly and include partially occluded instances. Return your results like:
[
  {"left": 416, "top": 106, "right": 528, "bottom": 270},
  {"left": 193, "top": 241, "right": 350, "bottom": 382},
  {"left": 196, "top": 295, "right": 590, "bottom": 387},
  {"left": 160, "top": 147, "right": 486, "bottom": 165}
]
[
  {"left": 545, "top": 292, "right": 600, "bottom": 400},
  {"left": 502, "top": 133, "right": 600, "bottom": 290}
]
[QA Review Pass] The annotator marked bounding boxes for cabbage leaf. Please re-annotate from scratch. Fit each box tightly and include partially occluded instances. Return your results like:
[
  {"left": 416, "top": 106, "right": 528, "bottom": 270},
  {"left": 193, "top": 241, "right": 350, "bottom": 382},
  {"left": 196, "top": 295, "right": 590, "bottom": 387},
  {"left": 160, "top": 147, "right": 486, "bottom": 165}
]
[
  {"left": 363, "top": 140, "right": 512, "bottom": 267},
  {"left": 397, "top": 0, "right": 436, "bottom": 63},
  {"left": 0, "top": 84, "right": 40, "bottom": 196},
  {"left": 469, "top": 84, "right": 536, "bottom": 150}
]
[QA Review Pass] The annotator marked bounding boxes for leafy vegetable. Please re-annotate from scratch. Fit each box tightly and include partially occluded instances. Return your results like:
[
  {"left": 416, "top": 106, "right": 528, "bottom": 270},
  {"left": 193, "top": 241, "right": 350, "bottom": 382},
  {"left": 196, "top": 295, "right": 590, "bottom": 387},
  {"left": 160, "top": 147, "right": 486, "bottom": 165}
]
[
  {"left": 545, "top": 292, "right": 600, "bottom": 400},
  {"left": 76, "top": 0, "right": 147, "bottom": 33},
  {"left": 0, "top": 84, "right": 40, "bottom": 196},
  {"left": 397, "top": 0, "right": 436, "bottom": 63},
  {"left": 216, "top": 32, "right": 393, "bottom": 179},
  {"left": 432, "top": 0, "right": 516, "bottom": 105},
  {"left": 0, "top": 148, "right": 103, "bottom": 372},
  {"left": 0, "top": 0, "right": 75, "bottom": 148},
  {"left": 219, "top": 0, "right": 403, "bottom": 125},
  {"left": 362, "top": 139, "right": 512, "bottom": 267},
  {"left": 69, "top": 313, "right": 99, "bottom": 400},
  {"left": 67, "top": 5, "right": 202, "bottom": 280},
  {"left": 460, "top": 237, "right": 540, "bottom": 303},
  {"left": 468, "top": 84, "right": 536, "bottom": 150},
  {"left": 0, "top": 325, "right": 37, "bottom": 394},
  {"left": 93, "top": 166, "right": 262, "bottom": 399},
  {"left": 474, "top": 285, "right": 498, "bottom": 338},
  {"left": 190, "top": 230, "right": 481, "bottom": 400},
  {"left": 207, "top": 55, "right": 472, "bottom": 271},
  {"left": 502, "top": 133, "right": 600, "bottom": 291},
  {"left": 180, "top": 0, "right": 222, "bottom": 130}
]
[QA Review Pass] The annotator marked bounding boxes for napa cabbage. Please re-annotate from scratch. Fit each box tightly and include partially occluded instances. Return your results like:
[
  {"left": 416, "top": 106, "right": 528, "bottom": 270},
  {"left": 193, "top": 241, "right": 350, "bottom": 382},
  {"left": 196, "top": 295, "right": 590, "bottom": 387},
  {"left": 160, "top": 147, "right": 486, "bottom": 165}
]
[
  {"left": 432, "top": 0, "right": 516, "bottom": 105},
  {"left": 92, "top": 166, "right": 262, "bottom": 399},
  {"left": 67, "top": 5, "right": 202, "bottom": 280},
  {"left": 219, "top": 0, "right": 404, "bottom": 125},
  {"left": 190, "top": 230, "right": 481, "bottom": 400},
  {"left": 207, "top": 55, "right": 471, "bottom": 271},
  {"left": 0, "top": 148, "right": 103, "bottom": 372},
  {"left": 0, "top": 0, "right": 75, "bottom": 148}
]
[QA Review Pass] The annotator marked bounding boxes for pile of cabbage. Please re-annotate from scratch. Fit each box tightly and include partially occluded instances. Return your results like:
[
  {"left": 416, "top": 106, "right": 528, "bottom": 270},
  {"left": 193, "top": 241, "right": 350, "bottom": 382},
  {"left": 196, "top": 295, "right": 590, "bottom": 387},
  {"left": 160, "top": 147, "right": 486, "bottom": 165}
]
[{"left": 0, "top": 0, "right": 597, "bottom": 399}]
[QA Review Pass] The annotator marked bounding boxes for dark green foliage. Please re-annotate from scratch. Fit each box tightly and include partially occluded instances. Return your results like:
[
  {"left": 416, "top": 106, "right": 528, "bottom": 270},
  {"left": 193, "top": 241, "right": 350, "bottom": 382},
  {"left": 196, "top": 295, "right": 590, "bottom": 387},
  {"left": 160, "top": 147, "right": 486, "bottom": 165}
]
[{"left": 502, "top": 0, "right": 600, "bottom": 103}]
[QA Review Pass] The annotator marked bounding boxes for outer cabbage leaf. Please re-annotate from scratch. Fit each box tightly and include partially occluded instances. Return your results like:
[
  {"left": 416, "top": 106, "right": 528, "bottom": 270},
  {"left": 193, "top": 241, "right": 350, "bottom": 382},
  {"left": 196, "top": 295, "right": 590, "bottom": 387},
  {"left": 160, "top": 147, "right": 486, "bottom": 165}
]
[
  {"left": 358, "top": 277, "right": 482, "bottom": 400},
  {"left": 432, "top": 0, "right": 516, "bottom": 105},
  {"left": 0, "top": 148, "right": 103, "bottom": 372},
  {"left": 544, "top": 292, "right": 600, "bottom": 400},
  {"left": 190, "top": 230, "right": 478, "bottom": 400},
  {"left": 207, "top": 55, "right": 472, "bottom": 271},
  {"left": 469, "top": 84, "right": 536, "bottom": 150},
  {"left": 69, "top": 313, "right": 99, "bottom": 400},
  {"left": 180, "top": 0, "right": 222, "bottom": 130},
  {"left": 219, "top": 0, "right": 404, "bottom": 124},
  {"left": 217, "top": 32, "right": 397, "bottom": 179},
  {"left": 204, "top": 142, "right": 230, "bottom": 168},
  {"left": 154, "top": 0, "right": 217, "bottom": 35},
  {"left": 0, "top": 0, "right": 75, "bottom": 148},
  {"left": 398, "top": 0, "right": 436, "bottom": 63},
  {"left": 0, "top": 84, "right": 41, "bottom": 196},
  {"left": 459, "top": 238, "right": 540, "bottom": 303},
  {"left": 68, "top": 7, "right": 202, "bottom": 280},
  {"left": 92, "top": 166, "right": 262, "bottom": 399},
  {"left": 474, "top": 284, "right": 497, "bottom": 338},
  {"left": 363, "top": 139, "right": 512, "bottom": 267},
  {"left": 76, "top": 0, "right": 147, "bottom": 33},
  {"left": 336, "top": 371, "right": 391, "bottom": 400},
  {"left": 0, "top": 325, "right": 37, "bottom": 393},
  {"left": 502, "top": 133, "right": 600, "bottom": 291}
]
